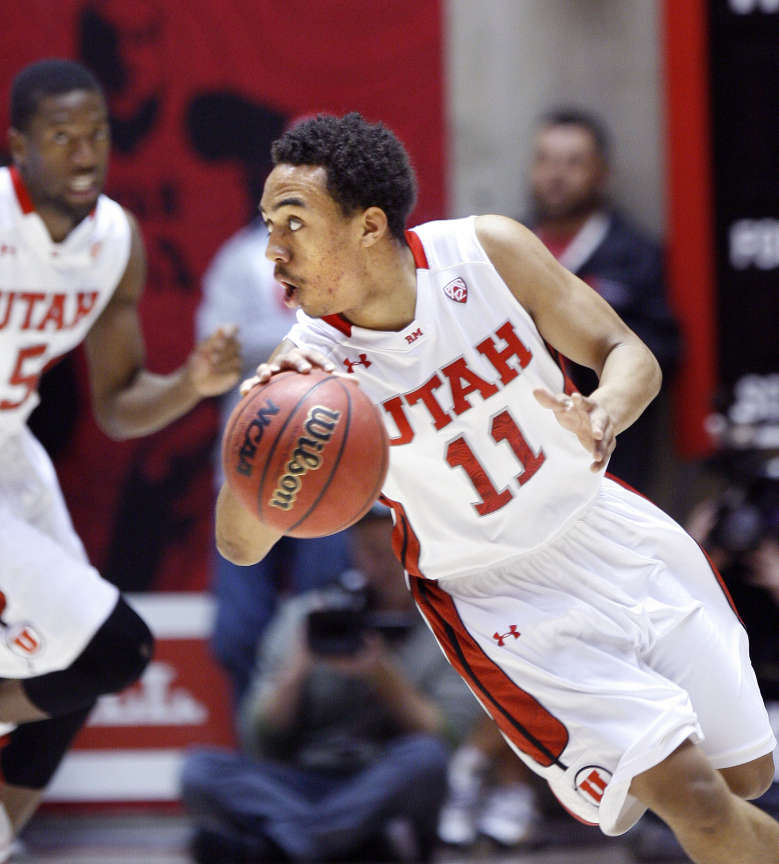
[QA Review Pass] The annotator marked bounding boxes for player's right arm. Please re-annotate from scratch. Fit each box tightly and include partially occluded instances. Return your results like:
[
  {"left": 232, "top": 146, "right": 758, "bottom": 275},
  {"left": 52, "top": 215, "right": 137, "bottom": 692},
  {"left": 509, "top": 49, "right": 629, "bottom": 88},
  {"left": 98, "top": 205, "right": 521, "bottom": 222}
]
[
  {"left": 215, "top": 339, "right": 334, "bottom": 564},
  {"left": 215, "top": 483, "right": 282, "bottom": 565}
]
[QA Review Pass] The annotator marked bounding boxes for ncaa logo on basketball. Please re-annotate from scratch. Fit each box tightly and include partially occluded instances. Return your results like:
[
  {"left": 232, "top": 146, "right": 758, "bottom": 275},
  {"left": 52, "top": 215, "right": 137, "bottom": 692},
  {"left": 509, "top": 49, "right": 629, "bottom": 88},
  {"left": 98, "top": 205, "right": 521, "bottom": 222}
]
[
  {"left": 574, "top": 765, "right": 612, "bottom": 806},
  {"left": 236, "top": 399, "right": 281, "bottom": 477},
  {"left": 443, "top": 276, "right": 468, "bottom": 303}
]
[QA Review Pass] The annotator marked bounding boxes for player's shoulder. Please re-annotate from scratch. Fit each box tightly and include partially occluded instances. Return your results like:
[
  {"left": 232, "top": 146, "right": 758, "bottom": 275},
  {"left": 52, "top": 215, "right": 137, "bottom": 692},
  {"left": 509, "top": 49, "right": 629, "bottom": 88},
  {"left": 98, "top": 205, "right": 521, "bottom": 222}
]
[
  {"left": 408, "top": 215, "right": 482, "bottom": 270},
  {"left": 410, "top": 214, "right": 535, "bottom": 272},
  {"left": 93, "top": 192, "right": 133, "bottom": 241}
]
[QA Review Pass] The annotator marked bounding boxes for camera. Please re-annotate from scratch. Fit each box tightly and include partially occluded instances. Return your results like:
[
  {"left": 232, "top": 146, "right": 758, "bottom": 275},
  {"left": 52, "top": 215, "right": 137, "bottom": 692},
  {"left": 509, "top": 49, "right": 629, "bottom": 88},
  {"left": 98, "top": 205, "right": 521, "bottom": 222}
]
[{"left": 305, "top": 570, "right": 414, "bottom": 656}]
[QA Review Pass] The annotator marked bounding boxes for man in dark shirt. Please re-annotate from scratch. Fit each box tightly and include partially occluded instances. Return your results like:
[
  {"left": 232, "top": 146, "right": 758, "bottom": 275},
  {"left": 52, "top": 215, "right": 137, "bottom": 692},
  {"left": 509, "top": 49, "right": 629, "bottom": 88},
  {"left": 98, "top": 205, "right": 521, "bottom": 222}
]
[{"left": 527, "top": 108, "right": 680, "bottom": 493}]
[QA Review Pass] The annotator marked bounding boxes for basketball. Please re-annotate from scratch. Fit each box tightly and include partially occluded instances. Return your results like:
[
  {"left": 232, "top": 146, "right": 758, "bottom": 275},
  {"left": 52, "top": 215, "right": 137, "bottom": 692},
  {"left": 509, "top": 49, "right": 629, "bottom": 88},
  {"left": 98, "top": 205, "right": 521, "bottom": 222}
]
[{"left": 221, "top": 370, "right": 390, "bottom": 538}]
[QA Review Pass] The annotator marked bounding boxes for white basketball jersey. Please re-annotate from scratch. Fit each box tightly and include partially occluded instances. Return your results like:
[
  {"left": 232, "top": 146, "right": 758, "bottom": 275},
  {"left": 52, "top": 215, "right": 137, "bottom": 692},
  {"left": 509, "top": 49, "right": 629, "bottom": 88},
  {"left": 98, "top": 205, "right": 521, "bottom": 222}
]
[
  {"left": 287, "top": 216, "right": 604, "bottom": 579},
  {"left": 0, "top": 166, "right": 131, "bottom": 438}
]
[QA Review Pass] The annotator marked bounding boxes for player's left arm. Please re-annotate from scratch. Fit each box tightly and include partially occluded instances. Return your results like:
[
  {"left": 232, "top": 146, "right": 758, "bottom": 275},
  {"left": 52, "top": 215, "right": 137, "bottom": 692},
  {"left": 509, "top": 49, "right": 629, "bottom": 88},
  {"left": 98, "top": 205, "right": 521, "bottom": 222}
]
[
  {"left": 476, "top": 214, "right": 662, "bottom": 471},
  {"left": 84, "top": 210, "right": 242, "bottom": 440}
]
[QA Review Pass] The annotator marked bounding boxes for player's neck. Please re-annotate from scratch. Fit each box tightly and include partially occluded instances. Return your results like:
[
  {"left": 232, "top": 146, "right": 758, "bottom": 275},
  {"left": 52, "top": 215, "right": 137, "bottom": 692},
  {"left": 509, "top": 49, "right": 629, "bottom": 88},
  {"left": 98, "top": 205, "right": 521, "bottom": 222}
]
[
  {"left": 344, "top": 242, "right": 418, "bottom": 332},
  {"left": 35, "top": 207, "right": 80, "bottom": 243}
]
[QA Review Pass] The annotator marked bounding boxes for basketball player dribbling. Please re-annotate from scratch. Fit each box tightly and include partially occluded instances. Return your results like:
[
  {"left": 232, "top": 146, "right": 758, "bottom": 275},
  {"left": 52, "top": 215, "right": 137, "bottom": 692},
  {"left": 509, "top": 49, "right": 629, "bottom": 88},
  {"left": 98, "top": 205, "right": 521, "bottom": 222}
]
[
  {"left": 217, "top": 113, "right": 779, "bottom": 863},
  {"left": 0, "top": 59, "right": 241, "bottom": 858}
]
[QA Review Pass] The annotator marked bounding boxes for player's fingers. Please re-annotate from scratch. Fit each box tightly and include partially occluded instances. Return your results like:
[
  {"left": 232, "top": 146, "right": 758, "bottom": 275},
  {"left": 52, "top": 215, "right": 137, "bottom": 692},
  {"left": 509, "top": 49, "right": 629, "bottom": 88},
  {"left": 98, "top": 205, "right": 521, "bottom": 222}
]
[
  {"left": 239, "top": 375, "right": 260, "bottom": 396},
  {"left": 301, "top": 348, "right": 336, "bottom": 372},
  {"left": 533, "top": 388, "right": 574, "bottom": 412}
]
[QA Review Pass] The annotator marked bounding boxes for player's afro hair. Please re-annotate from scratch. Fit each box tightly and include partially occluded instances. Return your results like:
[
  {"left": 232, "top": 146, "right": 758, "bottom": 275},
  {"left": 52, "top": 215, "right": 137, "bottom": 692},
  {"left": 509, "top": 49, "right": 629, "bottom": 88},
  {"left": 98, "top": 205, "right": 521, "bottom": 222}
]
[
  {"left": 11, "top": 58, "right": 102, "bottom": 133},
  {"left": 271, "top": 112, "right": 417, "bottom": 242}
]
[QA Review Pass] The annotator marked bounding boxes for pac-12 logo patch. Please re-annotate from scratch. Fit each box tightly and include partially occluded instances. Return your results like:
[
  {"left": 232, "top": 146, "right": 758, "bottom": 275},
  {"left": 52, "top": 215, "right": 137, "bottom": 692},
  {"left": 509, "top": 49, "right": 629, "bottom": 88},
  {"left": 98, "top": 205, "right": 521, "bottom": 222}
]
[
  {"left": 443, "top": 277, "right": 468, "bottom": 303},
  {"left": 574, "top": 765, "right": 612, "bottom": 806}
]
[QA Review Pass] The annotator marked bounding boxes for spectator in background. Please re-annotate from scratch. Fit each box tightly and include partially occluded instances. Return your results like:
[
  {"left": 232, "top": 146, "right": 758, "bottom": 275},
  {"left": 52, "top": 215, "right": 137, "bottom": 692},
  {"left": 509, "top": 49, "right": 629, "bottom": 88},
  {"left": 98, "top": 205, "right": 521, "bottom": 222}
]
[
  {"left": 180, "top": 504, "right": 481, "bottom": 863},
  {"left": 196, "top": 218, "right": 352, "bottom": 710},
  {"left": 526, "top": 107, "right": 680, "bottom": 494}
]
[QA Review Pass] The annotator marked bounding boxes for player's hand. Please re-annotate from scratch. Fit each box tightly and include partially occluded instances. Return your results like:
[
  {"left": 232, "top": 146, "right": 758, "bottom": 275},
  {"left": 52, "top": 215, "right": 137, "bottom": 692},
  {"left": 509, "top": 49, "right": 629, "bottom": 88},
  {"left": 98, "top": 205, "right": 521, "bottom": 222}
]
[
  {"left": 533, "top": 389, "right": 615, "bottom": 472},
  {"left": 187, "top": 324, "right": 242, "bottom": 396},
  {"left": 240, "top": 347, "right": 335, "bottom": 396}
]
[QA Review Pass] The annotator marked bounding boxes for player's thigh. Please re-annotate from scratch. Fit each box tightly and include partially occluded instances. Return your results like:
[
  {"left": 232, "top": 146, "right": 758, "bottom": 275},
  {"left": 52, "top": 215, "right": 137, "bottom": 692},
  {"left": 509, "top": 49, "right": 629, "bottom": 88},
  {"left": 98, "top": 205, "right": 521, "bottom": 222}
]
[
  {"left": 643, "top": 552, "right": 775, "bottom": 768},
  {"left": 0, "top": 509, "right": 118, "bottom": 677}
]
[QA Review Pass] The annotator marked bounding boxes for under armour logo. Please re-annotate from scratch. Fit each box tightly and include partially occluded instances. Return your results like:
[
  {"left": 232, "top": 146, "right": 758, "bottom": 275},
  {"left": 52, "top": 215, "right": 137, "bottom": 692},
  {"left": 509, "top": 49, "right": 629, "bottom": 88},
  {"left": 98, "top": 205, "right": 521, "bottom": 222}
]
[
  {"left": 492, "top": 625, "right": 520, "bottom": 646},
  {"left": 443, "top": 276, "right": 468, "bottom": 303},
  {"left": 575, "top": 766, "right": 612, "bottom": 805},
  {"left": 343, "top": 354, "right": 372, "bottom": 373}
]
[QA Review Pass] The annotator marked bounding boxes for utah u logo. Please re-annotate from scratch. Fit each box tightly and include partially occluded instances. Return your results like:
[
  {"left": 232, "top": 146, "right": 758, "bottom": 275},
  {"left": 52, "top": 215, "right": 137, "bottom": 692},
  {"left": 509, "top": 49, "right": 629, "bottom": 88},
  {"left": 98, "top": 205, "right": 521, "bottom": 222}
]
[
  {"left": 343, "top": 353, "right": 372, "bottom": 373},
  {"left": 575, "top": 766, "right": 612, "bottom": 805},
  {"left": 7, "top": 623, "right": 44, "bottom": 658},
  {"left": 492, "top": 624, "right": 520, "bottom": 646},
  {"left": 443, "top": 276, "right": 468, "bottom": 303}
]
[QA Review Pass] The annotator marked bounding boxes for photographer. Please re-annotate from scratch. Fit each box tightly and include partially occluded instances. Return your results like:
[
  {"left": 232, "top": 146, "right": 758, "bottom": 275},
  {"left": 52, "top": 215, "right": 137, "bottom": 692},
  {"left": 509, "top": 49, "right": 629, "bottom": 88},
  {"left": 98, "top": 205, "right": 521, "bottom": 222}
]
[{"left": 180, "top": 505, "right": 481, "bottom": 863}]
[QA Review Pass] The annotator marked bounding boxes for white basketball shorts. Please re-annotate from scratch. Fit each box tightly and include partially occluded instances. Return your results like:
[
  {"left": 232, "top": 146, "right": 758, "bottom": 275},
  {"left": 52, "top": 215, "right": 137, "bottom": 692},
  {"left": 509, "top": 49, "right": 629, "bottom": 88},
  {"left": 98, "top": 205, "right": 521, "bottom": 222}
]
[
  {"left": 0, "top": 427, "right": 119, "bottom": 677},
  {"left": 411, "top": 476, "right": 776, "bottom": 835}
]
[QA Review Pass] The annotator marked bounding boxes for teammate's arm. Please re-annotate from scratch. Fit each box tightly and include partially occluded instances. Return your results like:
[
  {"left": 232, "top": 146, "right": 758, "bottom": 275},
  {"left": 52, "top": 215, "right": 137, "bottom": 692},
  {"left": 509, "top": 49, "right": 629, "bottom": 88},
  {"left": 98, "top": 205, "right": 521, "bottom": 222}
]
[
  {"left": 84, "top": 210, "right": 242, "bottom": 440},
  {"left": 475, "top": 214, "right": 661, "bottom": 471}
]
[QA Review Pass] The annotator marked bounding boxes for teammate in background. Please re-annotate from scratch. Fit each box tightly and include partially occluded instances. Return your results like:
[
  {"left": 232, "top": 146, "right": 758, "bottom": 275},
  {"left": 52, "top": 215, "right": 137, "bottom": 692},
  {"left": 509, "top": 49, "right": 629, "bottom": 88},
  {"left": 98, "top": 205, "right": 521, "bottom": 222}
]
[
  {"left": 527, "top": 107, "right": 680, "bottom": 495},
  {"left": 0, "top": 59, "right": 241, "bottom": 858},
  {"left": 196, "top": 218, "right": 351, "bottom": 711},
  {"left": 218, "top": 113, "right": 779, "bottom": 864}
]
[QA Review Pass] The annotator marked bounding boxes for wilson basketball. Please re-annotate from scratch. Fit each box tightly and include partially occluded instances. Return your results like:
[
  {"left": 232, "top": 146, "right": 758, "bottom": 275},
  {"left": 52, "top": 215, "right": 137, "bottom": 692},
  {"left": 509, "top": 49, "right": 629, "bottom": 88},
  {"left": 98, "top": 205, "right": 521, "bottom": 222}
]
[{"left": 221, "top": 370, "right": 390, "bottom": 538}]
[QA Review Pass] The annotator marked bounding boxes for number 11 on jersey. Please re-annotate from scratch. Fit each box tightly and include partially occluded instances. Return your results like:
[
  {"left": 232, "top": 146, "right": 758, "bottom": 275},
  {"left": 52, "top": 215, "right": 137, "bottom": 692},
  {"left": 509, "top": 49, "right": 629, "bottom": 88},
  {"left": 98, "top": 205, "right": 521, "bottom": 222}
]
[{"left": 446, "top": 408, "right": 545, "bottom": 516}]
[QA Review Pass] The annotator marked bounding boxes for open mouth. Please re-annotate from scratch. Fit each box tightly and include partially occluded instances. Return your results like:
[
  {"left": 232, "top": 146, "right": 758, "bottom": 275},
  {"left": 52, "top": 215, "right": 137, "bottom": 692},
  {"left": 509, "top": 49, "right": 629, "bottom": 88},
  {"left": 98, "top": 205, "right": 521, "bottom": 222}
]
[
  {"left": 279, "top": 280, "right": 299, "bottom": 306},
  {"left": 66, "top": 175, "right": 99, "bottom": 202}
]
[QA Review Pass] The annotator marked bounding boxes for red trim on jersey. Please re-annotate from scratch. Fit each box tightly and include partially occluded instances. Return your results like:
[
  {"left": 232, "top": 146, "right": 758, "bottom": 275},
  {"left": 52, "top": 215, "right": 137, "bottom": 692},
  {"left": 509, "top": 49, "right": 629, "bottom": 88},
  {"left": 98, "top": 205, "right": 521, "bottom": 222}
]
[
  {"left": 543, "top": 340, "right": 577, "bottom": 396},
  {"left": 411, "top": 575, "right": 569, "bottom": 769},
  {"left": 321, "top": 314, "right": 352, "bottom": 336},
  {"left": 9, "top": 166, "right": 34, "bottom": 214},
  {"left": 605, "top": 471, "right": 650, "bottom": 501},
  {"left": 380, "top": 494, "right": 423, "bottom": 578},
  {"left": 405, "top": 229, "right": 429, "bottom": 269}
]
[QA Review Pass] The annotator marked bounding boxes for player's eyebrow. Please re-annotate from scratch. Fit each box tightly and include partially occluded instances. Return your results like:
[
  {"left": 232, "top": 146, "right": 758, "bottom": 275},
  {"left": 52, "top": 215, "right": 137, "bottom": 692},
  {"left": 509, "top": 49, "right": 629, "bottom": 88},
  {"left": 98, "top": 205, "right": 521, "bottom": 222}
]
[{"left": 271, "top": 197, "right": 306, "bottom": 211}]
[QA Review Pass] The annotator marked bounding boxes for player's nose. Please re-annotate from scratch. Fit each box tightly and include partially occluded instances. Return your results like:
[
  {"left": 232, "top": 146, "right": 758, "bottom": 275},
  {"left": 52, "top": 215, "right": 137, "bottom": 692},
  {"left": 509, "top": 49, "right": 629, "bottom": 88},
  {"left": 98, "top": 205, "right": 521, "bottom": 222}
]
[
  {"left": 71, "top": 136, "right": 99, "bottom": 168},
  {"left": 265, "top": 234, "right": 290, "bottom": 263}
]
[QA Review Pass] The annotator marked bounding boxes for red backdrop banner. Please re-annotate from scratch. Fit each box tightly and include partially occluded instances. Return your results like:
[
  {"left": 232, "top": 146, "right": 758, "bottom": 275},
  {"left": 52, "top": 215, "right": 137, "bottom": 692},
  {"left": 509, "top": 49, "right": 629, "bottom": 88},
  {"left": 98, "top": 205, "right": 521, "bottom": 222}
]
[{"left": 1, "top": 0, "right": 444, "bottom": 591}]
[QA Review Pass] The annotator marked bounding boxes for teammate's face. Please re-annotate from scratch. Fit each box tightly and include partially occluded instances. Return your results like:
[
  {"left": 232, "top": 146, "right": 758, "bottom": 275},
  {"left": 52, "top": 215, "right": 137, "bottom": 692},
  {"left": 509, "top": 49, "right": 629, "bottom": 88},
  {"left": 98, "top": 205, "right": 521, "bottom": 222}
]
[
  {"left": 10, "top": 89, "right": 111, "bottom": 223},
  {"left": 530, "top": 124, "right": 605, "bottom": 222},
  {"left": 261, "top": 164, "right": 369, "bottom": 319}
]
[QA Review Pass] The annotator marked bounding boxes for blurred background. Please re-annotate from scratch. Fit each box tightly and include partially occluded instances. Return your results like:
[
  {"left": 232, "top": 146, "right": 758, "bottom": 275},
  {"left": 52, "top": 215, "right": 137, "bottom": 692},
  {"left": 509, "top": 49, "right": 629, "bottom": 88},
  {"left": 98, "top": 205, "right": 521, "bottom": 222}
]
[{"left": 1, "top": 0, "right": 777, "bottom": 861}]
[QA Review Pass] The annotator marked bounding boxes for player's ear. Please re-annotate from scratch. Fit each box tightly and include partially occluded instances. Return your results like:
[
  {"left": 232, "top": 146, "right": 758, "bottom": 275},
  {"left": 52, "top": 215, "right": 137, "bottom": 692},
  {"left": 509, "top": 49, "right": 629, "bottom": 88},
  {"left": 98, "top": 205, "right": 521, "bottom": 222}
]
[
  {"left": 7, "top": 128, "right": 27, "bottom": 167},
  {"left": 360, "top": 206, "right": 388, "bottom": 247}
]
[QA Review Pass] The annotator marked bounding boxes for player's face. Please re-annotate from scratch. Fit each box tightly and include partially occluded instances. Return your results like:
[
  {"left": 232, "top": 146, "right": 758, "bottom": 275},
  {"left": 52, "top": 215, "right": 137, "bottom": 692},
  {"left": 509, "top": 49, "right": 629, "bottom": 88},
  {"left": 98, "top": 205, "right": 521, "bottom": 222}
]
[
  {"left": 261, "top": 164, "right": 369, "bottom": 319},
  {"left": 530, "top": 124, "right": 605, "bottom": 221},
  {"left": 11, "top": 89, "right": 111, "bottom": 222}
]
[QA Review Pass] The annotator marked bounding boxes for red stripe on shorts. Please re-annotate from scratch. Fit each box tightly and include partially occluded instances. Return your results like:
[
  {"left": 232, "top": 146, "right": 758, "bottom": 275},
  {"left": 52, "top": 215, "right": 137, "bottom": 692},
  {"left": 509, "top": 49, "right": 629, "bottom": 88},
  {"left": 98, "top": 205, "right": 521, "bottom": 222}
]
[
  {"left": 380, "top": 494, "right": 423, "bottom": 578},
  {"left": 411, "top": 575, "right": 569, "bottom": 769}
]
